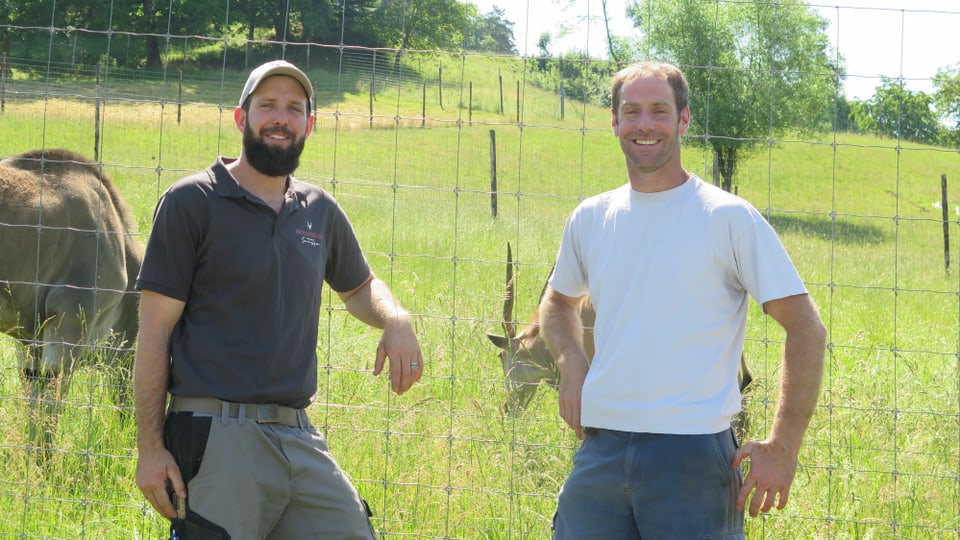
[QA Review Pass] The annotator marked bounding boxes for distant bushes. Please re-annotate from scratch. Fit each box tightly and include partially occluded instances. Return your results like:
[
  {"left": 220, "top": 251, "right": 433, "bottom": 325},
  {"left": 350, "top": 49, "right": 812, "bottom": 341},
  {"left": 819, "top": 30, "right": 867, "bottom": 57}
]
[{"left": 527, "top": 52, "right": 617, "bottom": 109}]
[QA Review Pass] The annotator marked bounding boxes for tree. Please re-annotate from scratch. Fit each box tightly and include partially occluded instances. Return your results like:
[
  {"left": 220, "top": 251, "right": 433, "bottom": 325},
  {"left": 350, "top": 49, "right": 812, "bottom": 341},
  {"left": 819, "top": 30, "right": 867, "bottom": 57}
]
[
  {"left": 934, "top": 64, "right": 960, "bottom": 131},
  {"left": 851, "top": 78, "right": 940, "bottom": 144},
  {"left": 6, "top": 0, "right": 211, "bottom": 68},
  {"left": 832, "top": 94, "right": 856, "bottom": 133},
  {"left": 0, "top": 0, "right": 27, "bottom": 68},
  {"left": 460, "top": 4, "right": 515, "bottom": 54},
  {"left": 377, "top": 0, "right": 468, "bottom": 54},
  {"left": 627, "top": 0, "right": 839, "bottom": 192}
]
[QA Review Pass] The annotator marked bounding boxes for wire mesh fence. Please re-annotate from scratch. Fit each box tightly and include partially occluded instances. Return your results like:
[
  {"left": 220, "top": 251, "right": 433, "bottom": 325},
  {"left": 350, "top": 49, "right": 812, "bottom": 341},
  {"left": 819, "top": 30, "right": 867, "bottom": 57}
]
[{"left": 1, "top": 0, "right": 959, "bottom": 538}]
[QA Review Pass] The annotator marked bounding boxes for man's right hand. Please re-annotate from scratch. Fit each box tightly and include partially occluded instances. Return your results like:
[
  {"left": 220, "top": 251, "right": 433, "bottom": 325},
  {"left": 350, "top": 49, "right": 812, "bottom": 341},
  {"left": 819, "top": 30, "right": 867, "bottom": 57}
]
[
  {"left": 538, "top": 285, "right": 591, "bottom": 441},
  {"left": 558, "top": 356, "right": 589, "bottom": 440},
  {"left": 136, "top": 446, "right": 185, "bottom": 519}
]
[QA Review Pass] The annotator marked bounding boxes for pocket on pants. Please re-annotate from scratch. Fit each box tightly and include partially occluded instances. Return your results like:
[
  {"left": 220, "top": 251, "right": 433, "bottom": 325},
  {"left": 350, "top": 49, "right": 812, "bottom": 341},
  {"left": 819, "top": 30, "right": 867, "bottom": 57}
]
[
  {"left": 164, "top": 413, "right": 230, "bottom": 539},
  {"left": 163, "top": 412, "right": 214, "bottom": 484}
]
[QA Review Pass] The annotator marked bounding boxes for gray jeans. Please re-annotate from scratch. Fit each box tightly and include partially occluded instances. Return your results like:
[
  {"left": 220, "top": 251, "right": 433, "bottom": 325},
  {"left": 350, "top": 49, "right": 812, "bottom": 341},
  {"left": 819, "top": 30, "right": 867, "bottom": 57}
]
[{"left": 164, "top": 408, "right": 376, "bottom": 540}]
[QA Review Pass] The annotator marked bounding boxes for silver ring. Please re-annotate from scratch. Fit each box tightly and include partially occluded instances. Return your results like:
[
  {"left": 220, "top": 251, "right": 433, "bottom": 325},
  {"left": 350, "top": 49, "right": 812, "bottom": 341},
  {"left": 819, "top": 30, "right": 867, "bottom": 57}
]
[{"left": 410, "top": 362, "right": 420, "bottom": 369}]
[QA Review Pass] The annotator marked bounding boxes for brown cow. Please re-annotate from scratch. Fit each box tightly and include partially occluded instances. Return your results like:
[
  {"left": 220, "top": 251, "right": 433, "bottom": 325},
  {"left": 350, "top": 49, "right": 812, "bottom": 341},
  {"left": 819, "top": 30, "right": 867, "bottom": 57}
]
[
  {"left": 0, "top": 149, "right": 142, "bottom": 454},
  {"left": 487, "top": 244, "right": 752, "bottom": 435}
]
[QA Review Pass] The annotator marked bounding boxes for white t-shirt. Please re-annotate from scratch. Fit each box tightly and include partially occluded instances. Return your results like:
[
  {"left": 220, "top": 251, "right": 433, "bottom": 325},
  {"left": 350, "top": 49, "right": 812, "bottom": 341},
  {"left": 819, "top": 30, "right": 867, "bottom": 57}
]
[{"left": 549, "top": 175, "right": 806, "bottom": 434}]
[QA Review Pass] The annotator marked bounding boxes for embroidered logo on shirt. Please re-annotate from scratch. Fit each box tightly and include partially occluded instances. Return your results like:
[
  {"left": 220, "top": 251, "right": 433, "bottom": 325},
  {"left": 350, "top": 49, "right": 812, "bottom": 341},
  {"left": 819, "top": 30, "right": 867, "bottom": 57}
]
[{"left": 297, "top": 221, "right": 323, "bottom": 247}]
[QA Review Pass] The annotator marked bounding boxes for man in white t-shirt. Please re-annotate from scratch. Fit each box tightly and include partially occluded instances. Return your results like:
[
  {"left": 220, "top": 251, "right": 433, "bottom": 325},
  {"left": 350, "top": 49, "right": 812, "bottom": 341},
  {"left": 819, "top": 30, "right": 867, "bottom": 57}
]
[{"left": 540, "top": 61, "right": 826, "bottom": 539}]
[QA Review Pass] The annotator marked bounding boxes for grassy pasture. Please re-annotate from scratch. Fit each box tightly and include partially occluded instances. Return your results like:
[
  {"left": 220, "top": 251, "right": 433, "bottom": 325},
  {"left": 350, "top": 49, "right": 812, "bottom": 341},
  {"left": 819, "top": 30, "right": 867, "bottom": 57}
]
[{"left": 1, "top": 57, "right": 959, "bottom": 538}]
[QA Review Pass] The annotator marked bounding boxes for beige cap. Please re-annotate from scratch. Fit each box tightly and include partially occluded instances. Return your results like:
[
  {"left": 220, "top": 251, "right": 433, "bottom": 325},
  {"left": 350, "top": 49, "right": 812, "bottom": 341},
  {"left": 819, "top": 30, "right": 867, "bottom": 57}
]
[{"left": 238, "top": 60, "right": 313, "bottom": 108}]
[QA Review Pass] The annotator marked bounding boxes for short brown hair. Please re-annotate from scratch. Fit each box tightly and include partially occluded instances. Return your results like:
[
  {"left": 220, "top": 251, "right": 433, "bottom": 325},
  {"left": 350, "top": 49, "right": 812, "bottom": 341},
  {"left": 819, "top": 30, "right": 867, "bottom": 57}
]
[{"left": 611, "top": 62, "right": 689, "bottom": 120}]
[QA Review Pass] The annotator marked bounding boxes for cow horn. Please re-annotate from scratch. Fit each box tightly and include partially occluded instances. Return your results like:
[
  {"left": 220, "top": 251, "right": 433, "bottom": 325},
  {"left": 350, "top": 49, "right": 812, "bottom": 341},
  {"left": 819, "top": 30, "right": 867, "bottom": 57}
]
[{"left": 502, "top": 243, "right": 517, "bottom": 339}]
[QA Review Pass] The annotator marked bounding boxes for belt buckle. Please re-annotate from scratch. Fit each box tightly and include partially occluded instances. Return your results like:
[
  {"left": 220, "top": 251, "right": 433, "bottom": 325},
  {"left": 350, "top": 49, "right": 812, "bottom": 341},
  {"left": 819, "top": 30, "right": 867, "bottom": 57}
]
[{"left": 255, "top": 403, "right": 280, "bottom": 423}]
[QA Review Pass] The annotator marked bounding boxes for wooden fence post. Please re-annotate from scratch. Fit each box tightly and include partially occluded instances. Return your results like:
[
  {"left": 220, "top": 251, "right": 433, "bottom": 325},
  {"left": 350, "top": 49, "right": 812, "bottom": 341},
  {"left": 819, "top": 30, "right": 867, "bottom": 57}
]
[
  {"left": 490, "top": 129, "right": 498, "bottom": 217},
  {"left": 177, "top": 70, "right": 183, "bottom": 125},
  {"left": 371, "top": 50, "right": 377, "bottom": 97},
  {"left": 560, "top": 79, "right": 565, "bottom": 121},
  {"left": 942, "top": 173, "right": 950, "bottom": 272},
  {"left": 498, "top": 69, "right": 504, "bottom": 115},
  {"left": 516, "top": 80, "right": 520, "bottom": 124},
  {"left": 1, "top": 52, "right": 6, "bottom": 114},
  {"left": 94, "top": 62, "right": 101, "bottom": 162}
]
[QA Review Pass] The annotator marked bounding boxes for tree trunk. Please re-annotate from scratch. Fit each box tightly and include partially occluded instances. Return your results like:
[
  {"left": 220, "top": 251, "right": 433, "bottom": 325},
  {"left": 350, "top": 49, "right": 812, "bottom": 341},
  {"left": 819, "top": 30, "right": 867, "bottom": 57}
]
[
  {"left": 601, "top": 0, "right": 621, "bottom": 68},
  {"left": 146, "top": 36, "right": 162, "bottom": 68},
  {"left": 714, "top": 146, "right": 738, "bottom": 193},
  {"left": 139, "top": 0, "right": 163, "bottom": 68},
  {"left": 246, "top": 23, "right": 256, "bottom": 70}
]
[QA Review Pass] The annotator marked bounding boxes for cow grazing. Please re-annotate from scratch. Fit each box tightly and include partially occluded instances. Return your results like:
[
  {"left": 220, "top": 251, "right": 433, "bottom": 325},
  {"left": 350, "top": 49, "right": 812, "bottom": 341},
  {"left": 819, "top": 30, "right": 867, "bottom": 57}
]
[
  {"left": 486, "top": 244, "right": 753, "bottom": 435},
  {"left": 0, "top": 149, "right": 142, "bottom": 454}
]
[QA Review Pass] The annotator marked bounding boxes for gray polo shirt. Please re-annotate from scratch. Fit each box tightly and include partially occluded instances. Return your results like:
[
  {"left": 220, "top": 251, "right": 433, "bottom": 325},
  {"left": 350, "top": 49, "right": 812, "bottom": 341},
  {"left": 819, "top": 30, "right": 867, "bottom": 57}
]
[{"left": 136, "top": 158, "right": 370, "bottom": 408}]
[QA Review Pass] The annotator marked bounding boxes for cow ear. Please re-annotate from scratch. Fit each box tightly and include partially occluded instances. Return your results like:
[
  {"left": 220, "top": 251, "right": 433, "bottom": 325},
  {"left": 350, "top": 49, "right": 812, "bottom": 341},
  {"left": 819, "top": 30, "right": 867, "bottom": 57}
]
[{"left": 487, "top": 333, "right": 509, "bottom": 349}]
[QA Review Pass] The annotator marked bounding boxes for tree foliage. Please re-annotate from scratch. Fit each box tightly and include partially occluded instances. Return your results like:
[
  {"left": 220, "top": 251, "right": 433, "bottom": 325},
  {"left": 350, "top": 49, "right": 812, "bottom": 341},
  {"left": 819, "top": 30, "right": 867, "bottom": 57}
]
[
  {"left": 462, "top": 5, "right": 516, "bottom": 55},
  {"left": 377, "top": 0, "right": 468, "bottom": 52},
  {"left": 4, "top": 0, "right": 517, "bottom": 69},
  {"left": 528, "top": 51, "right": 615, "bottom": 107},
  {"left": 933, "top": 65, "right": 960, "bottom": 147},
  {"left": 934, "top": 64, "right": 960, "bottom": 131},
  {"left": 628, "top": 0, "right": 839, "bottom": 191},
  {"left": 850, "top": 78, "right": 940, "bottom": 144}
]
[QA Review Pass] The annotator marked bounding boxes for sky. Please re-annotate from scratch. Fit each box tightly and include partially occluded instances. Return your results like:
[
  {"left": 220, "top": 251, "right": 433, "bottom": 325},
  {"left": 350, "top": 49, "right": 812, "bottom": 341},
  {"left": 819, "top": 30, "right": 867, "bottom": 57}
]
[{"left": 468, "top": 0, "right": 960, "bottom": 101}]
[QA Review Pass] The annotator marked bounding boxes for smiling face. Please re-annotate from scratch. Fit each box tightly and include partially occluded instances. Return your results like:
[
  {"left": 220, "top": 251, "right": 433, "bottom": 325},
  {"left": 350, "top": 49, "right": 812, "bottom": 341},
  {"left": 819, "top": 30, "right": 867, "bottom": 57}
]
[
  {"left": 611, "top": 75, "right": 690, "bottom": 191},
  {"left": 236, "top": 74, "right": 314, "bottom": 177}
]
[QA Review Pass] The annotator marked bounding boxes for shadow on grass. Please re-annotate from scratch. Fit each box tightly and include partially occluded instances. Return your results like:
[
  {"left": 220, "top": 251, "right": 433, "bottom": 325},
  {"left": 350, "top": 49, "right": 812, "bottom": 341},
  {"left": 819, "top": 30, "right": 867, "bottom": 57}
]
[{"left": 768, "top": 213, "right": 889, "bottom": 245}]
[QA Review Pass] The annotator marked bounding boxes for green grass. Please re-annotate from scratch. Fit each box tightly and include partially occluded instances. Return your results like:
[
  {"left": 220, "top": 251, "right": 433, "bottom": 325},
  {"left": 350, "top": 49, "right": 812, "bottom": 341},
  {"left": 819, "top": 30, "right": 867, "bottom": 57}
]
[{"left": 1, "top": 53, "right": 959, "bottom": 538}]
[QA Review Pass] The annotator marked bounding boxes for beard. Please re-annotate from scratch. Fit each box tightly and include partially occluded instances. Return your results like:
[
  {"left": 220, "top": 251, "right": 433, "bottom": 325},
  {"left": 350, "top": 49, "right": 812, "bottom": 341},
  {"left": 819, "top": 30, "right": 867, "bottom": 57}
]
[{"left": 243, "top": 122, "right": 306, "bottom": 177}]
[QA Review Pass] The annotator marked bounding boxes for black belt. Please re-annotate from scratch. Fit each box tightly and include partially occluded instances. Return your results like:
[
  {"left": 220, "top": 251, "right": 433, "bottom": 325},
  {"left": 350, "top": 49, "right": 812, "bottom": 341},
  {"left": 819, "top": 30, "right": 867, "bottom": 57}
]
[{"left": 168, "top": 395, "right": 307, "bottom": 428}]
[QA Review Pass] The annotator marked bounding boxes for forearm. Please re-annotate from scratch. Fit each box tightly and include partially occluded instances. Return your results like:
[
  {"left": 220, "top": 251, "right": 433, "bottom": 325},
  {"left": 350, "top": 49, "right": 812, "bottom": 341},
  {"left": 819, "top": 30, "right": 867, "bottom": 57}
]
[
  {"left": 342, "top": 275, "right": 412, "bottom": 331},
  {"left": 539, "top": 288, "right": 588, "bottom": 373},
  {"left": 132, "top": 317, "right": 184, "bottom": 519},
  {"left": 769, "top": 318, "right": 826, "bottom": 455},
  {"left": 133, "top": 332, "right": 172, "bottom": 453}
]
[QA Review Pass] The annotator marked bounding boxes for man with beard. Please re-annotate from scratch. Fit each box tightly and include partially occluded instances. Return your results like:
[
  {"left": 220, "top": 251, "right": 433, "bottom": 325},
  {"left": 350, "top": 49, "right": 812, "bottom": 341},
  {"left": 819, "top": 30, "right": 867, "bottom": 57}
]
[{"left": 133, "top": 60, "right": 423, "bottom": 539}]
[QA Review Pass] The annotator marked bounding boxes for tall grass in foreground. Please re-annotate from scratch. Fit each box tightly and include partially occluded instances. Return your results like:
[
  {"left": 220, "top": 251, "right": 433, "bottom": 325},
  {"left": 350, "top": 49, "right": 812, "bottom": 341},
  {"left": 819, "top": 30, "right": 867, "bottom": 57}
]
[{"left": 1, "top": 63, "right": 959, "bottom": 538}]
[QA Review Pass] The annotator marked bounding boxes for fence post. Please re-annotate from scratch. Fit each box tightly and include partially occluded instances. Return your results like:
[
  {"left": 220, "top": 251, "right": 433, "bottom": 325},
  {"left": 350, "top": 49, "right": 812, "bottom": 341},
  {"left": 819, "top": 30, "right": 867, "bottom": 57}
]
[
  {"left": 516, "top": 80, "right": 520, "bottom": 124},
  {"left": 498, "top": 69, "right": 503, "bottom": 114},
  {"left": 469, "top": 81, "right": 473, "bottom": 126},
  {"left": 942, "top": 173, "right": 950, "bottom": 273},
  {"left": 438, "top": 62, "right": 443, "bottom": 110},
  {"left": 490, "top": 129, "right": 498, "bottom": 217},
  {"left": 1, "top": 52, "right": 6, "bottom": 114},
  {"left": 371, "top": 50, "right": 377, "bottom": 98},
  {"left": 422, "top": 81, "right": 427, "bottom": 128},
  {"left": 94, "top": 62, "right": 101, "bottom": 162},
  {"left": 560, "top": 79, "right": 565, "bottom": 120},
  {"left": 177, "top": 70, "right": 183, "bottom": 125}
]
